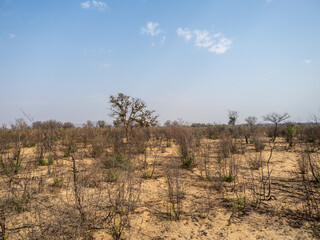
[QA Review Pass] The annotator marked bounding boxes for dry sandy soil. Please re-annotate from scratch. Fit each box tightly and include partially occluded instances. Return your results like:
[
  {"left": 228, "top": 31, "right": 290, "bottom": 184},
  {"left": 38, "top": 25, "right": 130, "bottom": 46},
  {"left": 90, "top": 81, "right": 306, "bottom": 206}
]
[{"left": 1, "top": 138, "right": 319, "bottom": 239}]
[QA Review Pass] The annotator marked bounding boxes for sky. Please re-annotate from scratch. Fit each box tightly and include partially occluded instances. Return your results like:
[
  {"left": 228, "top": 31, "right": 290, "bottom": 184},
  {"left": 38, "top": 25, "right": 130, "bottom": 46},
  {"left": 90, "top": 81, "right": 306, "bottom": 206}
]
[{"left": 0, "top": 0, "right": 320, "bottom": 126}]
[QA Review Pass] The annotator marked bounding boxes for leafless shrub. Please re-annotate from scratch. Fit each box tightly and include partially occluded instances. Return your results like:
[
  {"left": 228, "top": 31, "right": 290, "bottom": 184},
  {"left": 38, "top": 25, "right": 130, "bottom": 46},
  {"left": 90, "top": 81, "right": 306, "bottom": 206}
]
[
  {"left": 27, "top": 197, "right": 87, "bottom": 239},
  {"left": 172, "top": 126, "right": 197, "bottom": 168},
  {"left": 207, "top": 125, "right": 229, "bottom": 140},
  {"left": 252, "top": 136, "right": 266, "bottom": 152},
  {"left": 193, "top": 183, "right": 213, "bottom": 219},
  {"left": 130, "top": 128, "right": 151, "bottom": 166},
  {"left": 103, "top": 153, "right": 131, "bottom": 171},
  {"left": 297, "top": 153, "right": 320, "bottom": 219},
  {"left": 298, "top": 153, "right": 309, "bottom": 175},
  {"left": 247, "top": 171, "right": 262, "bottom": 209},
  {"left": 0, "top": 126, "right": 30, "bottom": 175},
  {"left": 218, "top": 137, "right": 237, "bottom": 159},
  {"left": 90, "top": 130, "right": 108, "bottom": 158},
  {"left": 166, "top": 161, "right": 184, "bottom": 220},
  {"left": 200, "top": 143, "right": 212, "bottom": 180},
  {"left": 142, "top": 149, "right": 159, "bottom": 179},
  {"left": 111, "top": 128, "right": 127, "bottom": 155},
  {"left": 247, "top": 152, "right": 262, "bottom": 170},
  {"left": 161, "top": 127, "right": 174, "bottom": 149},
  {"left": 107, "top": 170, "right": 141, "bottom": 239}
]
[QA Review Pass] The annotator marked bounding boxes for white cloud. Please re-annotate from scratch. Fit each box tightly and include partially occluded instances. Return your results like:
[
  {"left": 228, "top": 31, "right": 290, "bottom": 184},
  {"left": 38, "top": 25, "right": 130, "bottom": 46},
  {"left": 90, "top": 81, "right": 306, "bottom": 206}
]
[
  {"left": 92, "top": 0, "right": 107, "bottom": 9},
  {"left": 177, "top": 27, "right": 232, "bottom": 54},
  {"left": 176, "top": 27, "right": 192, "bottom": 41},
  {"left": 141, "top": 22, "right": 162, "bottom": 36},
  {"left": 81, "top": 1, "right": 90, "bottom": 9},
  {"left": 267, "top": 0, "right": 272, "bottom": 3},
  {"left": 81, "top": 0, "right": 107, "bottom": 10},
  {"left": 209, "top": 38, "right": 232, "bottom": 54},
  {"left": 303, "top": 59, "right": 312, "bottom": 64},
  {"left": 194, "top": 30, "right": 214, "bottom": 48},
  {"left": 8, "top": 33, "right": 16, "bottom": 39}
]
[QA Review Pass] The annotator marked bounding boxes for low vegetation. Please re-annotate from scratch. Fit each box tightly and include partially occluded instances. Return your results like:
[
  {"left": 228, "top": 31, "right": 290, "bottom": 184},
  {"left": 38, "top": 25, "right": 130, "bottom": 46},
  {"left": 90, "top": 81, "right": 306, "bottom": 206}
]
[{"left": 0, "top": 95, "right": 319, "bottom": 239}]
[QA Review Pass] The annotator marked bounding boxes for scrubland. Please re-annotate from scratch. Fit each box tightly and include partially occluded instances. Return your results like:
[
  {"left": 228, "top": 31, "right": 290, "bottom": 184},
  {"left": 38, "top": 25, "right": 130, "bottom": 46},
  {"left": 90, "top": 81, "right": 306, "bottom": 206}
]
[{"left": 0, "top": 122, "right": 320, "bottom": 239}]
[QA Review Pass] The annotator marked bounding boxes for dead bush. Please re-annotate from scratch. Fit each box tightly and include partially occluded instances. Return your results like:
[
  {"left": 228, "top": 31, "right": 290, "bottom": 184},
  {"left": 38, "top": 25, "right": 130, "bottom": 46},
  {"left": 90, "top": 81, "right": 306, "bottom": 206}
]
[
  {"left": 166, "top": 162, "right": 184, "bottom": 220},
  {"left": 172, "top": 127, "right": 197, "bottom": 168}
]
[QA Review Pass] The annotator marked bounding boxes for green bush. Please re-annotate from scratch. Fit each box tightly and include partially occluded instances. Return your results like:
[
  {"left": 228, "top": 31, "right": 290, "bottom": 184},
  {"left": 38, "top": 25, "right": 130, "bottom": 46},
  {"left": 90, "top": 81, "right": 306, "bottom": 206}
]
[
  {"left": 38, "top": 158, "right": 47, "bottom": 166},
  {"left": 9, "top": 190, "right": 30, "bottom": 213},
  {"left": 3, "top": 158, "right": 22, "bottom": 175},
  {"left": 104, "top": 153, "right": 130, "bottom": 170},
  {"left": 105, "top": 171, "right": 119, "bottom": 182},
  {"left": 64, "top": 150, "right": 70, "bottom": 158},
  {"left": 285, "top": 124, "right": 296, "bottom": 148},
  {"left": 64, "top": 146, "right": 77, "bottom": 157},
  {"left": 138, "top": 147, "right": 146, "bottom": 154},
  {"left": 182, "top": 153, "right": 194, "bottom": 169},
  {"left": 222, "top": 173, "right": 235, "bottom": 182},
  {"left": 24, "top": 142, "right": 36, "bottom": 148},
  {"left": 38, "top": 155, "right": 54, "bottom": 166}
]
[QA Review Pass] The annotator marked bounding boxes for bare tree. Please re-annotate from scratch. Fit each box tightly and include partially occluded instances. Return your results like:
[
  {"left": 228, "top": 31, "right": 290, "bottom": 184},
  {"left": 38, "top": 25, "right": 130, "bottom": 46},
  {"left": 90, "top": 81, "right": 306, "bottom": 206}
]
[
  {"left": 263, "top": 112, "right": 290, "bottom": 142},
  {"left": 10, "top": 118, "right": 29, "bottom": 130},
  {"left": 245, "top": 116, "right": 257, "bottom": 133}
]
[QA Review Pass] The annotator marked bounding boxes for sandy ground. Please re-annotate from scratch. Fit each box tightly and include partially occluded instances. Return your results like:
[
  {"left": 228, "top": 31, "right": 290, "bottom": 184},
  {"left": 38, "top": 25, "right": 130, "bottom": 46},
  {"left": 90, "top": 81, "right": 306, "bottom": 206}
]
[{"left": 2, "top": 138, "right": 319, "bottom": 239}]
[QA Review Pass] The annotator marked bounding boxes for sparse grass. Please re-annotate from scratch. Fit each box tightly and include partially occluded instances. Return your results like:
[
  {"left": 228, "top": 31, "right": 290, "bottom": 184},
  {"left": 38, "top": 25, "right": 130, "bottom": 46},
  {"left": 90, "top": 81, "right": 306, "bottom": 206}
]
[
  {"left": 232, "top": 197, "right": 246, "bottom": 210},
  {"left": 53, "top": 175, "right": 64, "bottom": 188},
  {"left": 38, "top": 155, "right": 54, "bottom": 166},
  {"left": 222, "top": 173, "right": 235, "bottom": 182}
]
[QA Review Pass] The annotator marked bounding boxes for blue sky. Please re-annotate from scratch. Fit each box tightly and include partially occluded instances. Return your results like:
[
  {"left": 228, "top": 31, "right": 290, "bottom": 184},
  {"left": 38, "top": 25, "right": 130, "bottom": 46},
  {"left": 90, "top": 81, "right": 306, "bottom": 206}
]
[{"left": 0, "top": 0, "right": 319, "bottom": 125}]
